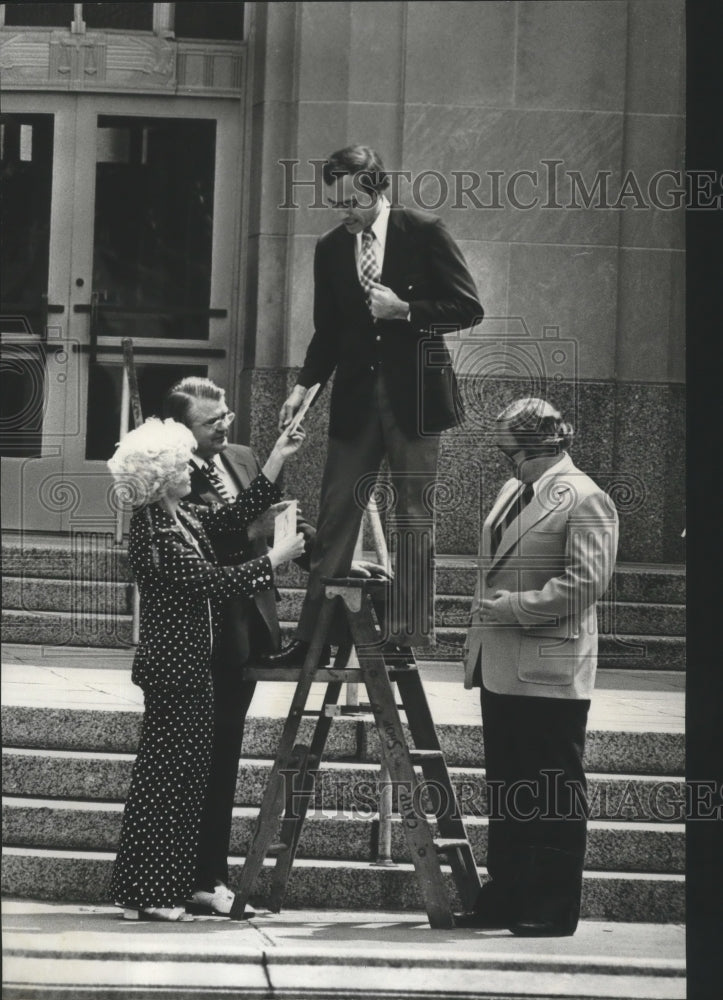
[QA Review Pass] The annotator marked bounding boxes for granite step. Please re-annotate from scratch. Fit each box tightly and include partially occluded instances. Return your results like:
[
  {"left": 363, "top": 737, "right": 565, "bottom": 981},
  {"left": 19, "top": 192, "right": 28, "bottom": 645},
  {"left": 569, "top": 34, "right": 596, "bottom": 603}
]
[
  {"left": 2, "top": 749, "right": 687, "bottom": 823},
  {"left": 277, "top": 591, "right": 686, "bottom": 636},
  {"left": 2, "top": 704, "right": 685, "bottom": 773},
  {"left": 2, "top": 579, "right": 685, "bottom": 636},
  {"left": 0, "top": 609, "right": 686, "bottom": 669},
  {"left": 2, "top": 538, "right": 685, "bottom": 604},
  {"left": 0, "top": 846, "right": 685, "bottom": 923},
  {"left": 2, "top": 577, "right": 133, "bottom": 615},
  {"left": 1, "top": 798, "right": 684, "bottom": 875},
  {"left": 411, "top": 628, "right": 685, "bottom": 671},
  {"left": 1, "top": 609, "right": 134, "bottom": 648}
]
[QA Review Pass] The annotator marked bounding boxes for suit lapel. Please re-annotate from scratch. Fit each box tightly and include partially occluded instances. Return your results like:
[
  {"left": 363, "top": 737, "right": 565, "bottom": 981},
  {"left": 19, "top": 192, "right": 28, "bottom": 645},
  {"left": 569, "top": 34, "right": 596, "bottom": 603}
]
[
  {"left": 482, "top": 479, "right": 518, "bottom": 561},
  {"left": 491, "top": 454, "right": 576, "bottom": 566},
  {"left": 380, "top": 211, "right": 406, "bottom": 289},
  {"left": 220, "top": 449, "right": 253, "bottom": 490}
]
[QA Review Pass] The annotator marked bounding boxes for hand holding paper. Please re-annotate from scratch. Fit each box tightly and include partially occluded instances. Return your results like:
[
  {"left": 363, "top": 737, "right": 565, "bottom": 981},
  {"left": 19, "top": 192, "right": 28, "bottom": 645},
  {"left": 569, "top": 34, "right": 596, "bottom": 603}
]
[{"left": 286, "top": 384, "right": 320, "bottom": 433}]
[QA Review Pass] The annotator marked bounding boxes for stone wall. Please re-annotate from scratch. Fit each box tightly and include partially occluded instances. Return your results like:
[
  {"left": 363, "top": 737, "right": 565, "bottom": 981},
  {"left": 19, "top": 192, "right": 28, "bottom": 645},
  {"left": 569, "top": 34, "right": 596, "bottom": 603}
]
[{"left": 234, "top": 1, "right": 685, "bottom": 564}]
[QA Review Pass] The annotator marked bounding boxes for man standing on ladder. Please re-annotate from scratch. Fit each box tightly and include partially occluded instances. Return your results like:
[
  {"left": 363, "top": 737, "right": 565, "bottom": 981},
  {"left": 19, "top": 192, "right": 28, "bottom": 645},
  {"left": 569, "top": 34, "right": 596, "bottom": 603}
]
[{"left": 266, "top": 145, "right": 483, "bottom": 666}]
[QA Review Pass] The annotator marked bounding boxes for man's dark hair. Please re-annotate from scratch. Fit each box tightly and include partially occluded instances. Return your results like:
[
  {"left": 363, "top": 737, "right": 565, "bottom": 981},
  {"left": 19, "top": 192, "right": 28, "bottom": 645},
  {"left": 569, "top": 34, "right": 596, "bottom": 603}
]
[
  {"left": 163, "top": 376, "right": 225, "bottom": 426},
  {"left": 322, "top": 145, "right": 389, "bottom": 194}
]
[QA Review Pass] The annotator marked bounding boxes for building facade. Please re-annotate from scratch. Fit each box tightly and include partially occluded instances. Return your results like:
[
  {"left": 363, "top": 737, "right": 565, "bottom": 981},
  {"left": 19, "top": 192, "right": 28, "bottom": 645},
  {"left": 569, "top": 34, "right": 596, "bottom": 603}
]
[{"left": 1, "top": 1, "right": 685, "bottom": 563}]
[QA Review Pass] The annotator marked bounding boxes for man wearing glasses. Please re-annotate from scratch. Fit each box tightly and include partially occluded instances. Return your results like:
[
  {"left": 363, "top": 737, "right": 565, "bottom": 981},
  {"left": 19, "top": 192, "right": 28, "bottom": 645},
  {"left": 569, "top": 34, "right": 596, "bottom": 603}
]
[
  {"left": 269, "top": 145, "right": 483, "bottom": 666},
  {"left": 162, "top": 376, "right": 316, "bottom": 916}
]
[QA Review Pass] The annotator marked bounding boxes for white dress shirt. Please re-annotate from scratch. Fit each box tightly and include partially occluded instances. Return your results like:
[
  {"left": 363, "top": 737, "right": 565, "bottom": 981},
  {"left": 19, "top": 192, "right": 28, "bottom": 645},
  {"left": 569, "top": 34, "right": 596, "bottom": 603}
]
[{"left": 191, "top": 453, "right": 239, "bottom": 500}]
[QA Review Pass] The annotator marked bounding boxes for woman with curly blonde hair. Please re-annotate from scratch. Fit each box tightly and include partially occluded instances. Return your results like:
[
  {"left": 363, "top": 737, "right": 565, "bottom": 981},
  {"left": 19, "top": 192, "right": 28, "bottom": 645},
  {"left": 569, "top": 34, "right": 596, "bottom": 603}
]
[{"left": 107, "top": 417, "right": 305, "bottom": 922}]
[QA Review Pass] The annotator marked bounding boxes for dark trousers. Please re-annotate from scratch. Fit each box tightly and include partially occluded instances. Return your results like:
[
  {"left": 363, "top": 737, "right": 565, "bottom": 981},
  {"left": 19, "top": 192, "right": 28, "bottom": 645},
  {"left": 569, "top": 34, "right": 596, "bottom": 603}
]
[
  {"left": 296, "top": 375, "right": 441, "bottom": 647},
  {"left": 480, "top": 684, "right": 590, "bottom": 923},
  {"left": 194, "top": 606, "right": 270, "bottom": 891}
]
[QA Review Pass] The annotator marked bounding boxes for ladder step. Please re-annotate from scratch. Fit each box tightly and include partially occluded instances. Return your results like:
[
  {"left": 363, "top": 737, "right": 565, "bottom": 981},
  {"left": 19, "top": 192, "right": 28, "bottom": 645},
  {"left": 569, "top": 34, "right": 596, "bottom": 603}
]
[
  {"left": 409, "top": 750, "right": 444, "bottom": 763},
  {"left": 324, "top": 703, "right": 406, "bottom": 717},
  {"left": 266, "top": 842, "right": 291, "bottom": 856},
  {"left": 433, "top": 838, "right": 470, "bottom": 854},
  {"left": 387, "top": 666, "right": 420, "bottom": 678},
  {"left": 244, "top": 667, "right": 363, "bottom": 683}
]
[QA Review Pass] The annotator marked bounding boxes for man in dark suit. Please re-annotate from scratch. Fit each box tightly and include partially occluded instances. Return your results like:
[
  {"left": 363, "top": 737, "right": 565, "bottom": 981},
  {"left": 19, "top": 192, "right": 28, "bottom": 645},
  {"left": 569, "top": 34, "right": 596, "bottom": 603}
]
[
  {"left": 268, "top": 145, "right": 483, "bottom": 666},
  {"left": 457, "top": 398, "right": 619, "bottom": 936},
  {"left": 162, "top": 376, "right": 315, "bottom": 916}
]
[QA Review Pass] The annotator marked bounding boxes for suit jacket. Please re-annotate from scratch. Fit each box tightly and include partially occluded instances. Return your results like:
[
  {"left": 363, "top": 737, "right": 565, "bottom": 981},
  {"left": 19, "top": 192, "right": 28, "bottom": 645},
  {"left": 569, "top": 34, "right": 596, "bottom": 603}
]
[
  {"left": 129, "top": 473, "right": 281, "bottom": 692},
  {"left": 298, "top": 207, "right": 483, "bottom": 439},
  {"left": 187, "top": 444, "right": 315, "bottom": 662},
  {"left": 464, "top": 453, "right": 618, "bottom": 699}
]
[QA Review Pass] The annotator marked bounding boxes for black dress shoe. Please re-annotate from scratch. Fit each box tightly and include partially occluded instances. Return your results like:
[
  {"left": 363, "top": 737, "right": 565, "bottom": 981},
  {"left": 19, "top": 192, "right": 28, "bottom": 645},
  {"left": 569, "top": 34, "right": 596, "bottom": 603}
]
[
  {"left": 509, "top": 896, "right": 579, "bottom": 937},
  {"left": 262, "top": 640, "right": 331, "bottom": 668},
  {"left": 453, "top": 909, "right": 511, "bottom": 929},
  {"left": 508, "top": 916, "right": 576, "bottom": 937},
  {"left": 453, "top": 881, "right": 516, "bottom": 929}
]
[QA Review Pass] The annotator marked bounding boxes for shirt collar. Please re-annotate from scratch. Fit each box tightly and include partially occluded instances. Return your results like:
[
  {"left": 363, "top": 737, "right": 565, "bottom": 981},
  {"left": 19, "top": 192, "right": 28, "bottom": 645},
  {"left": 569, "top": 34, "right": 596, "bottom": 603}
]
[
  {"left": 517, "top": 454, "right": 570, "bottom": 496},
  {"left": 191, "top": 453, "right": 220, "bottom": 472},
  {"left": 357, "top": 195, "right": 391, "bottom": 249}
]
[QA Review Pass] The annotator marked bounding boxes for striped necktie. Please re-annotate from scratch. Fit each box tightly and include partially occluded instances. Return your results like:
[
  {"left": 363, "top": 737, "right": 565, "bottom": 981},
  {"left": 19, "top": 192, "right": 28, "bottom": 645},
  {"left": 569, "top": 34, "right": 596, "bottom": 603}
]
[
  {"left": 358, "top": 227, "right": 380, "bottom": 309},
  {"left": 492, "top": 482, "right": 535, "bottom": 554},
  {"left": 203, "top": 460, "right": 234, "bottom": 504}
]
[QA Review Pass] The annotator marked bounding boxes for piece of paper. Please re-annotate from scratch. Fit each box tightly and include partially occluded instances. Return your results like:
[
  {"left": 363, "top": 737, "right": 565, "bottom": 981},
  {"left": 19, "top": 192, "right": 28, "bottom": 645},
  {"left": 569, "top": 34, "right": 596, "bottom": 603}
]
[
  {"left": 273, "top": 498, "right": 298, "bottom": 548},
  {"left": 287, "top": 383, "right": 320, "bottom": 433}
]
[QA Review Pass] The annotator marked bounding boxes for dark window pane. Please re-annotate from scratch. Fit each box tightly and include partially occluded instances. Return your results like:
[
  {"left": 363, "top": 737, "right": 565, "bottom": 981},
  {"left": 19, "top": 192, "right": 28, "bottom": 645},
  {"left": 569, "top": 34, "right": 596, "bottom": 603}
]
[
  {"left": 82, "top": 3, "right": 153, "bottom": 31},
  {"left": 85, "top": 363, "right": 207, "bottom": 460},
  {"left": 93, "top": 116, "right": 216, "bottom": 340},
  {"left": 0, "top": 343, "right": 47, "bottom": 457},
  {"left": 1, "top": 114, "right": 54, "bottom": 339},
  {"left": 3, "top": 3, "right": 73, "bottom": 27},
  {"left": 174, "top": 2, "right": 244, "bottom": 41}
]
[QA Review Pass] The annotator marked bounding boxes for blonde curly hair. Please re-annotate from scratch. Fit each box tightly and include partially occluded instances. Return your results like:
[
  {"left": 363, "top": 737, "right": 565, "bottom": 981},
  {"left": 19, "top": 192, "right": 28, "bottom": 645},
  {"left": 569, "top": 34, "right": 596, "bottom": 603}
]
[{"left": 107, "top": 417, "right": 197, "bottom": 507}]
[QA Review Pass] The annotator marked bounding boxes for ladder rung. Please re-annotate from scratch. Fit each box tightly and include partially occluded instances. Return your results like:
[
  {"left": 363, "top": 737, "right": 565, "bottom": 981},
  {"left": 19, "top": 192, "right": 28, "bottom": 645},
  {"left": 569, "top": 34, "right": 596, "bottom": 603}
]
[
  {"left": 433, "top": 838, "right": 470, "bottom": 853},
  {"left": 266, "top": 842, "right": 291, "bottom": 856},
  {"left": 409, "top": 750, "right": 444, "bottom": 763},
  {"left": 324, "top": 703, "right": 406, "bottom": 717}
]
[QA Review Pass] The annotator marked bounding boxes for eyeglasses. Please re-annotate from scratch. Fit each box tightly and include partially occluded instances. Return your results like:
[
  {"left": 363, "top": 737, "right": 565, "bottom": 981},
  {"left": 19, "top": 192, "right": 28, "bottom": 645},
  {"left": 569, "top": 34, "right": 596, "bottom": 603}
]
[{"left": 195, "top": 410, "right": 235, "bottom": 429}]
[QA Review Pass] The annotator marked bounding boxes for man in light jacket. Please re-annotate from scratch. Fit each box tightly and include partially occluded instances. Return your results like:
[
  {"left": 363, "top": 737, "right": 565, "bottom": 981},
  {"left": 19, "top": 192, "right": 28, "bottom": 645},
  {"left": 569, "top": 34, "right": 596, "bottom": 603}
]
[{"left": 457, "top": 398, "right": 618, "bottom": 936}]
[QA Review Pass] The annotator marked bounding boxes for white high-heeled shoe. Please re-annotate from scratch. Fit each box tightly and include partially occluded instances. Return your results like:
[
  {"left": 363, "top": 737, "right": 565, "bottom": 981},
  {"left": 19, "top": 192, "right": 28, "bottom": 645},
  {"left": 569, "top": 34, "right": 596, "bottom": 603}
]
[{"left": 123, "top": 906, "right": 193, "bottom": 922}]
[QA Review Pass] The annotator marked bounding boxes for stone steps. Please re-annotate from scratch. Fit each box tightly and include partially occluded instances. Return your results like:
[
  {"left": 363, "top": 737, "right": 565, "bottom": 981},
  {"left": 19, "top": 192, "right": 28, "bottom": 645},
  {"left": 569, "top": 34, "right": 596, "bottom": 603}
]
[
  {"left": 1, "top": 539, "right": 686, "bottom": 604},
  {"left": 2, "top": 707, "right": 685, "bottom": 773},
  {"left": 1, "top": 798, "right": 684, "bottom": 875},
  {"left": 1, "top": 846, "right": 684, "bottom": 923},
  {"left": 1, "top": 749, "right": 686, "bottom": 823},
  {"left": 0, "top": 609, "right": 686, "bottom": 669},
  {"left": 2, "top": 578, "right": 685, "bottom": 636}
]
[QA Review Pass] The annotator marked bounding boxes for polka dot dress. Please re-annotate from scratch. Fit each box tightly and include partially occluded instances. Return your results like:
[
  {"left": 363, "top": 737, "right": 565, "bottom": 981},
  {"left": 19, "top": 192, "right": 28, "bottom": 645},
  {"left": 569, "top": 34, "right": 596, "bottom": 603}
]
[{"left": 110, "top": 473, "right": 281, "bottom": 910}]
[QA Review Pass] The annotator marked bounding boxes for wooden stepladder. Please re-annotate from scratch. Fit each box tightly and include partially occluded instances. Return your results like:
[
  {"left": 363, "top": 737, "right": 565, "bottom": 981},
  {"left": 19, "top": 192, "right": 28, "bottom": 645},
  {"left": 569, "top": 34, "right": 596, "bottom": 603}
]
[{"left": 231, "top": 577, "right": 481, "bottom": 928}]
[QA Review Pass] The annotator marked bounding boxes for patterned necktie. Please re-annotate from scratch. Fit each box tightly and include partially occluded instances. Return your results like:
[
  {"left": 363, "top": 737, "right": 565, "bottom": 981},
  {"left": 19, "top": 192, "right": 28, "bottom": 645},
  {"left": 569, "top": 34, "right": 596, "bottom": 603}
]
[
  {"left": 358, "top": 227, "right": 380, "bottom": 308},
  {"left": 203, "top": 460, "right": 234, "bottom": 504},
  {"left": 492, "top": 482, "right": 535, "bottom": 554}
]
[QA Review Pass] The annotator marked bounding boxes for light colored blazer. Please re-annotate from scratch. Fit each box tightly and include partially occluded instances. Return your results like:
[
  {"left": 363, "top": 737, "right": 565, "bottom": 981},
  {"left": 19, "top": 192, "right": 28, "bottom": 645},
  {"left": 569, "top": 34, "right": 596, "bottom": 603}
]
[{"left": 464, "top": 452, "right": 618, "bottom": 699}]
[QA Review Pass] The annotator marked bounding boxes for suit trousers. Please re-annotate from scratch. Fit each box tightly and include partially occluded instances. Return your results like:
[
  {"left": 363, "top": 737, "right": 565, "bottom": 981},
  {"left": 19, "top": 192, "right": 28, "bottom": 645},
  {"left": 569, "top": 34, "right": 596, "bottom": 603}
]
[
  {"left": 295, "top": 374, "right": 441, "bottom": 647},
  {"left": 194, "top": 606, "right": 270, "bottom": 891},
  {"left": 480, "top": 684, "right": 590, "bottom": 910}
]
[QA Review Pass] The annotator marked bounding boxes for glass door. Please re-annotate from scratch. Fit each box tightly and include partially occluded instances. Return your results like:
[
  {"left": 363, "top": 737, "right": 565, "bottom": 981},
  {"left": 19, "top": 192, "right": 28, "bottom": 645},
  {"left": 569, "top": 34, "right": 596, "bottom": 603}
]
[{"left": 1, "top": 93, "right": 243, "bottom": 533}]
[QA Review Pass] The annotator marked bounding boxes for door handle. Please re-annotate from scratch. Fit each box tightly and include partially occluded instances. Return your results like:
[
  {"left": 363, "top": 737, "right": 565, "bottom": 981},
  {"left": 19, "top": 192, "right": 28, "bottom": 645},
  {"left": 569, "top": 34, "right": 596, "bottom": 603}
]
[
  {"left": 89, "top": 291, "right": 100, "bottom": 363},
  {"left": 41, "top": 295, "right": 65, "bottom": 339}
]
